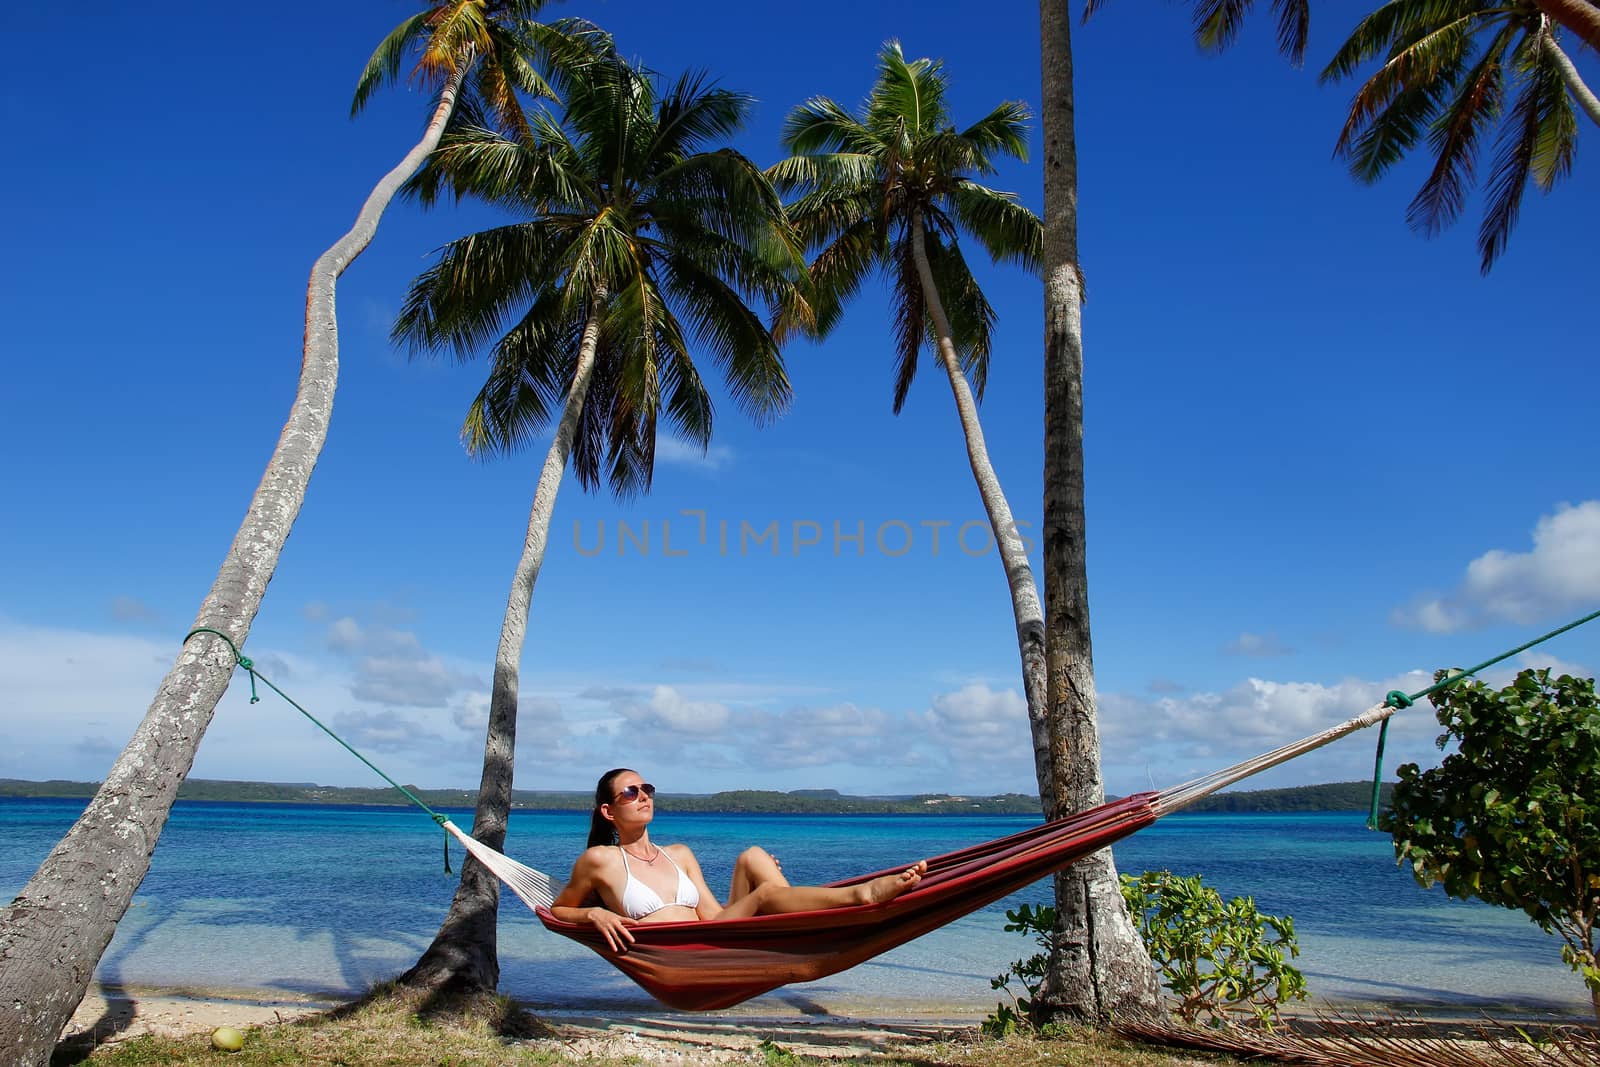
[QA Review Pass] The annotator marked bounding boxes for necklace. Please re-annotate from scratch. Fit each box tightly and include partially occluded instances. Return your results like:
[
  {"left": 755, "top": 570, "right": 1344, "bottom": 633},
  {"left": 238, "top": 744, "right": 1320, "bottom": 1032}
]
[{"left": 621, "top": 842, "right": 660, "bottom": 864}]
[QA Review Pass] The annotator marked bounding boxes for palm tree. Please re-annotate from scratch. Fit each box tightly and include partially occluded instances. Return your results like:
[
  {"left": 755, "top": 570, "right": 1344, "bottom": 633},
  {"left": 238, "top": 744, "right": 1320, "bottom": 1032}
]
[
  {"left": 1323, "top": 0, "right": 1594, "bottom": 273},
  {"left": 769, "top": 42, "right": 1055, "bottom": 794},
  {"left": 1032, "top": 4, "right": 1163, "bottom": 1025},
  {"left": 391, "top": 56, "right": 799, "bottom": 993},
  {"left": 0, "top": 5, "right": 568, "bottom": 1062}
]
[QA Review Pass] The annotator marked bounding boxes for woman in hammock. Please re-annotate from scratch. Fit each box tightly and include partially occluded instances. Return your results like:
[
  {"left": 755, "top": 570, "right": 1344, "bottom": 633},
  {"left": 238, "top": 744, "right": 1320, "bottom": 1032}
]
[{"left": 550, "top": 768, "right": 927, "bottom": 952}]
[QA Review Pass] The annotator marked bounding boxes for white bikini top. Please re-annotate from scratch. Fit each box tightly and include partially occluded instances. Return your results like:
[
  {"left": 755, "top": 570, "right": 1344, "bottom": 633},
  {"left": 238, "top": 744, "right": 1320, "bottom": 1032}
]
[{"left": 618, "top": 845, "right": 699, "bottom": 919}]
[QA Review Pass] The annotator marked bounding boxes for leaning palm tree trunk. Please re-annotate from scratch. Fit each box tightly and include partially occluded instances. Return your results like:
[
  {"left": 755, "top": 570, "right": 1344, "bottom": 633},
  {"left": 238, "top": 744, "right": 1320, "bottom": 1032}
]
[
  {"left": 1033, "top": 2, "right": 1161, "bottom": 1025},
  {"left": 1534, "top": 0, "right": 1600, "bottom": 52},
  {"left": 0, "top": 73, "right": 464, "bottom": 1067},
  {"left": 401, "top": 297, "right": 606, "bottom": 993},
  {"left": 1544, "top": 31, "right": 1600, "bottom": 127},
  {"left": 909, "top": 217, "right": 1052, "bottom": 797}
]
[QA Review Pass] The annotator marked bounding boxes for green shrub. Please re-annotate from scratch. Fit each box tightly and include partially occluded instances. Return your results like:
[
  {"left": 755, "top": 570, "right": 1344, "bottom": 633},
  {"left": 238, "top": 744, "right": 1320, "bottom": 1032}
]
[
  {"left": 982, "top": 902, "right": 1056, "bottom": 1036},
  {"left": 1119, "top": 870, "right": 1307, "bottom": 1028},
  {"left": 1384, "top": 668, "right": 1600, "bottom": 1021}
]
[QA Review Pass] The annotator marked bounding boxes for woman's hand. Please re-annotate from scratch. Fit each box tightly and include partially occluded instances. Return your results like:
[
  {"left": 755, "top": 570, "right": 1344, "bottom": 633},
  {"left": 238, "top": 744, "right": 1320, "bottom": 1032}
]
[{"left": 585, "top": 906, "right": 637, "bottom": 953}]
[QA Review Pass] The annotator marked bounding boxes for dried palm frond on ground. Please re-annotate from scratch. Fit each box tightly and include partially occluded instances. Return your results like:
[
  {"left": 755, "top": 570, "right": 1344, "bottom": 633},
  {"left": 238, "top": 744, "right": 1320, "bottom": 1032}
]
[{"left": 1118, "top": 1010, "right": 1600, "bottom": 1066}]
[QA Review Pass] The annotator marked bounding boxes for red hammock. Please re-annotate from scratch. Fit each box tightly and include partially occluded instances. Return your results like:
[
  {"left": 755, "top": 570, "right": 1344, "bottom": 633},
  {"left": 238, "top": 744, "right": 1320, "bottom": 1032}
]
[{"left": 533, "top": 792, "right": 1158, "bottom": 1010}]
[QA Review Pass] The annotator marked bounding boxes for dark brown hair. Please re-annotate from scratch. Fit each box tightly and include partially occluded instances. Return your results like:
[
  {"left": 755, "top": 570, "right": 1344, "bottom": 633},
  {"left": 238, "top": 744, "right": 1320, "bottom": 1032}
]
[{"left": 586, "top": 767, "right": 634, "bottom": 848}]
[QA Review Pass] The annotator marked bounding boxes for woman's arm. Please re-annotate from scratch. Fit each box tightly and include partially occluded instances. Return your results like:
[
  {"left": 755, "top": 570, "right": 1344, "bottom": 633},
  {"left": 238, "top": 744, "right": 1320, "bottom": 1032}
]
[
  {"left": 550, "top": 848, "right": 637, "bottom": 952},
  {"left": 668, "top": 844, "right": 726, "bottom": 920}
]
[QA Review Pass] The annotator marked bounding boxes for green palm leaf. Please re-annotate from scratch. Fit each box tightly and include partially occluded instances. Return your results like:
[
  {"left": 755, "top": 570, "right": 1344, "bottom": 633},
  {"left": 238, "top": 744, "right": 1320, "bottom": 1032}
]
[
  {"left": 1323, "top": 0, "right": 1583, "bottom": 271},
  {"left": 351, "top": 12, "right": 432, "bottom": 117},
  {"left": 774, "top": 40, "right": 1041, "bottom": 413},
  {"left": 400, "top": 53, "right": 796, "bottom": 495}
]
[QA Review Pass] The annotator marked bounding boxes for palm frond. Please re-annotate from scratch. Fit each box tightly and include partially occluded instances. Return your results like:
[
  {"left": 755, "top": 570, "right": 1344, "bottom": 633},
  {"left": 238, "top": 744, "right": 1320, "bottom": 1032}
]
[
  {"left": 653, "top": 148, "right": 791, "bottom": 255},
  {"left": 766, "top": 153, "right": 879, "bottom": 197},
  {"left": 890, "top": 230, "right": 927, "bottom": 415},
  {"left": 394, "top": 222, "right": 566, "bottom": 359},
  {"left": 659, "top": 250, "right": 791, "bottom": 423},
  {"left": 461, "top": 284, "right": 581, "bottom": 457},
  {"left": 780, "top": 97, "right": 878, "bottom": 156},
  {"left": 521, "top": 16, "right": 616, "bottom": 99},
  {"left": 780, "top": 217, "right": 879, "bottom": 342},
  {"left": 472, "top": 47, "right": 534, "bottom": 142},
  {"left": 868, "top": 41, "right": 948, "bottom": 140},
  {"left": 1191, "top": 0, "right": 1311, "bottom": 65},
  {"left": 949, "top": 181, "right": 1043, "bottom": 274},
  {"left": 1335, "top": 22, "right": 1474, "bottom": 181},
  {"left": 404, "top": 123, "right": 545, "bottom": 209},
  {"left": 352, "top": 11, "right": 431, "bottom": 116},
  {"left": 959, "top": 101, "right": 1031, "bottom": 164},
  {"left": 569, "top": 332, "right": 617, "bottom": 492},
  {"left": 783, "top": 182, "right": 883, "bottom": 252},
  {"left": 1405, "top": 25, "right": 1514, "bottom": 235},
  {"left": 1478, "top": 36, "right": 1576, "bottom": 270},
  {"left": 652, "top": 74, "right": 754, "bottom": 162},
  {"left": 421, "top": 1, "right": 490, "bottom": 79},
  {"left": 921, "top": 230, "right": 995, "bottom": 402}
]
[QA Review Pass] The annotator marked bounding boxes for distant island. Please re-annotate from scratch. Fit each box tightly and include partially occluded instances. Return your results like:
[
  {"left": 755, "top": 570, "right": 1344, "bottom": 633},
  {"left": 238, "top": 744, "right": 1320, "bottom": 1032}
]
[{"left": 0, "top": 778, "right": 1394, "bottom": 815}]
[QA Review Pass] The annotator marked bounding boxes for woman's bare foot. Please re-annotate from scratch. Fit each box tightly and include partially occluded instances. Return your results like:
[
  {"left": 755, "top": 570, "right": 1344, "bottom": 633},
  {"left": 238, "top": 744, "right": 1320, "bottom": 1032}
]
[{"left": 856, "top": 860, "right": 928, "bottom": 905}]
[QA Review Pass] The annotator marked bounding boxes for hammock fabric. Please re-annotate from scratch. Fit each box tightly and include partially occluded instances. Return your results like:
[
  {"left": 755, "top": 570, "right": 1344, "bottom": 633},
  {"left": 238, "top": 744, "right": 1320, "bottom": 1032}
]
[
  {"left": 443, "top": 695, "right": 1410, "bottom": 1011},
  {"left": 442, "top": 794, "right": 1152, "bottom": 1010},
  {"left": 536, "top": 793, "right": 1155, "bottom": 1010}
]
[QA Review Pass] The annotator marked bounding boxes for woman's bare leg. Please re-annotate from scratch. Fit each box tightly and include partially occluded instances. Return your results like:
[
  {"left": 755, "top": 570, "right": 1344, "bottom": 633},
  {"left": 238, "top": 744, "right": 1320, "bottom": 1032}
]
[
  {"left": 719, "top": 861, "right": 928, "bottom": 919},
  {"left": 728, "top": 846, "right": 790, "bottom": 904}
]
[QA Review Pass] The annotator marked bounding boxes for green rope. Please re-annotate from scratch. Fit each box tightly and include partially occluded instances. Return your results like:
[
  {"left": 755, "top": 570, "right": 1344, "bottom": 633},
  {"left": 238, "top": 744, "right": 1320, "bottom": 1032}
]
[
  {"left": 1365, "top": 718, "right": 1391, "bottom": 831},
  {"left": 182, "top": 629, "right": 449, "bottom": 829},
  {"left": 1365, "top": 605, "right": 1600, "bottom": 827}
]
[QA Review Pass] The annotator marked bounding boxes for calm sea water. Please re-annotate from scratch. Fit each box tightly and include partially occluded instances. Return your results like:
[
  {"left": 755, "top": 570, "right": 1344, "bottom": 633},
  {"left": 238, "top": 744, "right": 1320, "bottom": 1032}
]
[{"left": 2, "top": 798, "right": 1589, "bottom": 1018}]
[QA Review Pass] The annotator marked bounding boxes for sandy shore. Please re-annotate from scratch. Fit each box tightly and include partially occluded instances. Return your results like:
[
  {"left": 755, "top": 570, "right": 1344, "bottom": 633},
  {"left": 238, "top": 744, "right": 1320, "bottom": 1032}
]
[
  {"left": 61, "top": 983, "right": 986, "bottom": 1059},
  {"left": 62, "top": 985, "right": 340, "bottom": 1045},
  {"left": 61, "top": 982, "right": 1598, "bottom": 1062}
]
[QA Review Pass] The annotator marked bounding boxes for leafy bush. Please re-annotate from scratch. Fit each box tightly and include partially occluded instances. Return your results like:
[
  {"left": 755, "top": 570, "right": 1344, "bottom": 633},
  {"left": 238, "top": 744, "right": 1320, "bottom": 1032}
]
[
  {"left": 985, "top": 874, "right": 1307, "bottom": 1034},
  {"left": 982, "top": 902, "right": 1056, "bottom": 1037},
  {"left": 1119, "top": 870, "right": 1307, "bottom": 1028},
  {"left": 1384, "top": 668, "right": 1600, "bottom": 1021}
]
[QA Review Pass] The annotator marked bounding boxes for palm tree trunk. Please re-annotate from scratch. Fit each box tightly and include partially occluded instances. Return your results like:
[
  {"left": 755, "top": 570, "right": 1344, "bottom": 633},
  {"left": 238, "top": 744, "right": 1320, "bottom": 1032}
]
[
  {"left": 908, "top": 215, "right": 1052, "bottom": 798},
  {"left": 0, "top": 74, "right": 465, "bottom": 1067},
  {"left": 1534, "top": 0, "right": 1600, "bottom": 52},
  {"left": 1544, "top": 31, "right": 1600, "bottom": 128},
  {"left": 400, "top": 295, "right": 607, "bottom": 994},
  {"left": 1033, "top": 1, "right": 1161, "bottom": 1026}
]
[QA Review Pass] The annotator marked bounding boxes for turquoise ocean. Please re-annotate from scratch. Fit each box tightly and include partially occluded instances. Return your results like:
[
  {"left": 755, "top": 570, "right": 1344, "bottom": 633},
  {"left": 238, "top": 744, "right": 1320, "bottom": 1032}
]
[{"left": 4, "top": 798, "right": 1590, "bottom": 1018}]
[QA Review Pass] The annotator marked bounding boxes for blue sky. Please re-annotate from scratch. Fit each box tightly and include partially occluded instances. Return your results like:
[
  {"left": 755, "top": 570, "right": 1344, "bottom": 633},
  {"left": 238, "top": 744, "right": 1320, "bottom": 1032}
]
[{"left": 3, "top": 1, "right": 1597, "bottom": 800}]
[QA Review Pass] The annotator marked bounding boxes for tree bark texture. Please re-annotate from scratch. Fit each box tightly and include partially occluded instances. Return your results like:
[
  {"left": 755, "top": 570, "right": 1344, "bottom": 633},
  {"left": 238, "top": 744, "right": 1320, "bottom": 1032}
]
[
  {"left": 1534, "top": 0, "right": 1600, "bottom": 52},
  {"left": 1034, "top": 0, "right": 1161, "bottom": 1026},
  {"left": 909, "top": 215, "right": 1053, "bottom": 799},
  {"left": 0, "top": 75, "right": 463, "bottom": 1067},
  {"left": 1545, "top": 32, "right": 1600, "bottom": 128},
  {"left": 401, "top": 297, "right": 607, "bottom": 994}
]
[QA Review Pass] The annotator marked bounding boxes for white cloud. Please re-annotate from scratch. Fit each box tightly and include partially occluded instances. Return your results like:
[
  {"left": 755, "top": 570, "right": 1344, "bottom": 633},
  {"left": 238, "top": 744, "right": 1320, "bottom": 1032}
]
[
  {"left": 1516, "top": 651, "right": 1593, "bottom": 679},
  {"left": 330, "top": 709, "right": 447, "bottom": 753},
  {"left": 915, "top": 682, "right": 1030, "bottom": 747},
  {"left": 593, "top": 684, "right": 731, "bottom": 735},
  {"left": 744, "top": 702, "right": 918, "bottom": 771},
  {"left": 350, "top": 654, "right": 480, "bottom": 707},
  {"left": 1396, "top": 501, "right": 1600, "bottom": 632},
  {"left": 1097, "top": 670, "right": 1441, "bottom": 793},
  {"left": 317, "top": 616, "right": 481, "bottom": 708},
  {"left": 655, "top": 436, "right": 734, "bottom": 471},
  {"left": 0, "top": 615, "right": 518, "bottom": 789}
]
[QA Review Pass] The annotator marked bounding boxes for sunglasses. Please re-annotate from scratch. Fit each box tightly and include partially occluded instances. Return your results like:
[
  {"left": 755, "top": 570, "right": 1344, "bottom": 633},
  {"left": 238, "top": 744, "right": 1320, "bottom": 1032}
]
[{"left": 611, "top": 782, "right": 657, "bottom": 804}]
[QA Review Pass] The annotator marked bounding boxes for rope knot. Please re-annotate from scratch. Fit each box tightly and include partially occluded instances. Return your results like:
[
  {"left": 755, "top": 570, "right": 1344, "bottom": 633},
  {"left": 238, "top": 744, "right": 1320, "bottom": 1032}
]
[{"left": 1383, "top": 690, "right": 1414, "bottom": 709}]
